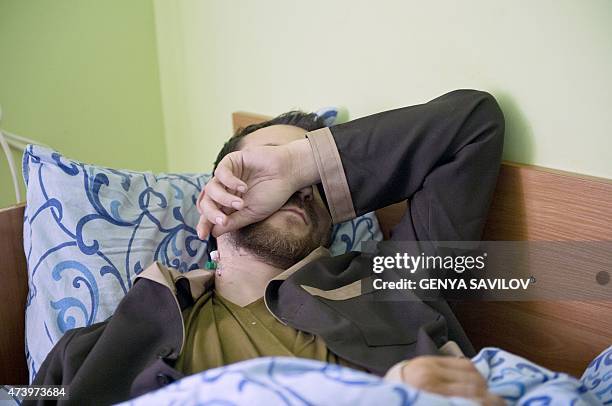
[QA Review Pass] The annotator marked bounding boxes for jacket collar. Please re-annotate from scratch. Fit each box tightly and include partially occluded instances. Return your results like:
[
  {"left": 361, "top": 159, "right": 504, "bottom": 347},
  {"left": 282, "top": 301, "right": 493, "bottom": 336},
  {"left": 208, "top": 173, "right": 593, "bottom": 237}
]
[
  {"left": 268, "top": 246, "right": 331, "bottom": 282},
  {"left": 136, "top": 263, "right": 214, "bottom": 304}
]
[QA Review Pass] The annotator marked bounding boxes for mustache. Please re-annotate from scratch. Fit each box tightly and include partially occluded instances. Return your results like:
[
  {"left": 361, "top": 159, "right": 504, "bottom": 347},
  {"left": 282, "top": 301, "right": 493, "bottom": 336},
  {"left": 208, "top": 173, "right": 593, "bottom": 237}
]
[{"left": 282, "top": 193, "right": 317, "bottom": 226}]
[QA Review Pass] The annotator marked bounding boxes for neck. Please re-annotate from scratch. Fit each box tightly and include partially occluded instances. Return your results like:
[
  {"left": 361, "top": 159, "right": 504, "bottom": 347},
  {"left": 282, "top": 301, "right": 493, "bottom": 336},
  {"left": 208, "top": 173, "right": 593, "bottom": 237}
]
[{"left": 214, "top": 242, "right": 284, "bottom": 307}]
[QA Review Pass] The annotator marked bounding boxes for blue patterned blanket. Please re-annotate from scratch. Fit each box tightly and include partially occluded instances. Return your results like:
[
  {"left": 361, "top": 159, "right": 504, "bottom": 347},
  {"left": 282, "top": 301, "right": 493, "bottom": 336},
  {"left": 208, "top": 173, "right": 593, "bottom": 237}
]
[
  {"left": 2, "top": 346, "right": 609, "bottom": 405},
  {"left": 116, "top": 346, "right": 610, "bottom": 406}
]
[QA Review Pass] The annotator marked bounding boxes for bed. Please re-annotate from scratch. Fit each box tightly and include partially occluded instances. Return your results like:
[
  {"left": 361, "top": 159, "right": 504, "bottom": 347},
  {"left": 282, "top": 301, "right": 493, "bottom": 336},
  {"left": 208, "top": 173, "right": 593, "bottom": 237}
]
[{"left": 1, "top": 111, "right": 611, "bottom": 385}]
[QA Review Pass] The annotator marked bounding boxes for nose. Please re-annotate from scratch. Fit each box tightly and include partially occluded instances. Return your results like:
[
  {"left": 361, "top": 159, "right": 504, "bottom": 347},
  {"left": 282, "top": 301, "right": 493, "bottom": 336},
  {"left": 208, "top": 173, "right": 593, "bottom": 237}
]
[{"left": 297, "top": 186, "right": 314, "bottom": 204}]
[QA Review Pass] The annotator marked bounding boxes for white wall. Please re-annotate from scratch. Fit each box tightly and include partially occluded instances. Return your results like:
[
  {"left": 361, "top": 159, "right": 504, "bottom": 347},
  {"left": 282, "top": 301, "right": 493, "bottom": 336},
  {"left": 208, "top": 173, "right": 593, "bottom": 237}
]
[{"left": 154, "top": 0, "right": 612, "bottom": 178}]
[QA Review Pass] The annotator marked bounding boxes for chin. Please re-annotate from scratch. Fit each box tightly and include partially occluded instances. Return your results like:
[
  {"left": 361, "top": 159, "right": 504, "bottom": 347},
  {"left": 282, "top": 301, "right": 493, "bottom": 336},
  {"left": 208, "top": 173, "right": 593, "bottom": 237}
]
[{"left": 230, "top": 214, "right": 319, "bottom": 270}]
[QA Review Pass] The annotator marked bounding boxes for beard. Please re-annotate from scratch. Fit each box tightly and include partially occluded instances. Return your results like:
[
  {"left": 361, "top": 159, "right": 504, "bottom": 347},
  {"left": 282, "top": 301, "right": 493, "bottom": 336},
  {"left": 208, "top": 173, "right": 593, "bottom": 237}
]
[{"left": 229, "top": 194, "right": 332, "bottom": 269}]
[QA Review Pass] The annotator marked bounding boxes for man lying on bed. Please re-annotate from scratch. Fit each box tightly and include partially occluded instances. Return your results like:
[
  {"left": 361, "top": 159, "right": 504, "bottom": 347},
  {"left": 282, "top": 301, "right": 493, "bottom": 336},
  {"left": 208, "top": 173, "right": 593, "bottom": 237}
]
[{"left": 29, "top": 90, "right": 505, "bottom": 406}]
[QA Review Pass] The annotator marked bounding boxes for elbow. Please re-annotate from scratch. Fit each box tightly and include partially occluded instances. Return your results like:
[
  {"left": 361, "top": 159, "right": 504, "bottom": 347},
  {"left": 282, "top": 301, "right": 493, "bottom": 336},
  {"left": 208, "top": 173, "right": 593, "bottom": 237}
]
[
  {"left": 478, "top": 91, "right": 505, "bottom": 138},
  {"left": 460, "top": 89, "right": 504, "bottom": 127},
  {"left": 483, "top": 92, "right": 505, "bottom": 156},
  {"left": 449, "top": 89, "right": 505, "bottom": 161},
  {"left": 463, "top": 89, "right": 505, "bottom": 152}
]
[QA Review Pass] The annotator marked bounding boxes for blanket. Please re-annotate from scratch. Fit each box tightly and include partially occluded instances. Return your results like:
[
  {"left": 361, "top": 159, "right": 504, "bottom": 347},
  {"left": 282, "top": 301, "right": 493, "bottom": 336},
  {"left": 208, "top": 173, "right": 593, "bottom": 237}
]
[
  {"left": 117, "top": 346, "right": 611, "bottom": 405},
  {"left": 2, "top": 346, "right": 610, "bottom": 405}
]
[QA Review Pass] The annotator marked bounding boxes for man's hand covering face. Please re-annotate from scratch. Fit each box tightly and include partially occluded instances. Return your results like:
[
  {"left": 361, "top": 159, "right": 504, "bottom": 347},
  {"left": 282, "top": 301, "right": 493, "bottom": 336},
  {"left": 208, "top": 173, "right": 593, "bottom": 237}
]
[{"left": 196, "top": 139, "right": 319, "bottom": 238}]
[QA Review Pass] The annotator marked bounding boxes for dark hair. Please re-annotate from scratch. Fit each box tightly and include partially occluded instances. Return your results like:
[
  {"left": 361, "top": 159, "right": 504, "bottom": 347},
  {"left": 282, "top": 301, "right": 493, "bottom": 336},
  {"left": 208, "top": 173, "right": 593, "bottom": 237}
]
[{"left": 212, "top": 111, "right": 325, "bottom": 172}]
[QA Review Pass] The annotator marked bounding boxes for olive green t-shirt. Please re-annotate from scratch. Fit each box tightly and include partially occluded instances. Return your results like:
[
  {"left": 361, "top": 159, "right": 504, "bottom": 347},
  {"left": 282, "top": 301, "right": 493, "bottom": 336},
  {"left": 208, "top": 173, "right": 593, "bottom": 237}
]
[{"left": 175, "top": 290, "right": 355, "bottom": 375}]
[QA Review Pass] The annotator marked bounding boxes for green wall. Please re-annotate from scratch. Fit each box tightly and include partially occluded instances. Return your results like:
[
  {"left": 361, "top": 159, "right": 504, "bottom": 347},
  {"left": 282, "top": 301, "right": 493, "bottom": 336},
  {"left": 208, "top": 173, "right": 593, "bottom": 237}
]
[
  {"left": 154, "top": 0, "right": 612, "bottom": 178},
  {"left": 2, "top": 0, "right": 610, "bottom": 210},
  {"left": 0, "top": 0, "right": 167, "bottom": 208}
]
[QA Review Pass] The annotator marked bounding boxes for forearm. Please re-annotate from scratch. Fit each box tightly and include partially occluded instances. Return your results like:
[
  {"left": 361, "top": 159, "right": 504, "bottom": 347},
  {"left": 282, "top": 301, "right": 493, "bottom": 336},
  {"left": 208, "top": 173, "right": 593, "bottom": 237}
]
[
  {"left": 286, "top": 138, "right": 320, "bottom": 189},
  {"left": 201, "top": 90, "right": 503, "bottom": 240},
  {"left": 303, "top": 90, "right": 505, "bottom": 238}
]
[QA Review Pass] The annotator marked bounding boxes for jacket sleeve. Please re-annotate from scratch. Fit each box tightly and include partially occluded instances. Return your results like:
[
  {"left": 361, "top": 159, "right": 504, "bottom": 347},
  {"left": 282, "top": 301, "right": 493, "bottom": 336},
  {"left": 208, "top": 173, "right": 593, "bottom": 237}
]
[
  {"left": 306, "top": 89, "right": 505, "bottom": 242},
  {"left": 22, "top": 329, "right": 79, "bottom": 406}
]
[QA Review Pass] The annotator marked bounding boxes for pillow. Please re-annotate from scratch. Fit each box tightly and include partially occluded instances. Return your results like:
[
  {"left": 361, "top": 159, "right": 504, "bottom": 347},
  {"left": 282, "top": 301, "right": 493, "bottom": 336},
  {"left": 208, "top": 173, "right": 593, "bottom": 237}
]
[
  {"left": 22, "top": 145, "right": 210, "bottom": 382},
  {"left": 23, "top": 145, "right": 382, "bottom": 382}
]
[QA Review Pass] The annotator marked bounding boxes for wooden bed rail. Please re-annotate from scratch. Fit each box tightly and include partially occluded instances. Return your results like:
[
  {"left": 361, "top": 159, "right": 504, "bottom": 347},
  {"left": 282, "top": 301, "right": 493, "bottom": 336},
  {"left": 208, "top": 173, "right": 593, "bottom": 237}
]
[{"left": 0, "top": 203, "right": 29, "bottom": 384}]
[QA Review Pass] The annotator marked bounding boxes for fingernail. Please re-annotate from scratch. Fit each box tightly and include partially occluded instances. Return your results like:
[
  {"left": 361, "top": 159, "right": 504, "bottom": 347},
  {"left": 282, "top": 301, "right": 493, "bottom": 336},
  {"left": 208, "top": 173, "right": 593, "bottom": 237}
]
[
  {"left": 215, "top": 216, "right": 224, "bottom": 225},
  {"left": 237, "top": 185, "right": 246, "bottom": 193},
  {"left": 231, "top": 200, "right": 242, "bottom": 209}
]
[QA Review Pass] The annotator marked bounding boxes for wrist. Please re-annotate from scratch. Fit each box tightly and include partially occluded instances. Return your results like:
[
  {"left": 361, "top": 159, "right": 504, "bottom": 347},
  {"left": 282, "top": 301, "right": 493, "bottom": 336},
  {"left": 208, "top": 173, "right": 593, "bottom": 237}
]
[{"left": 286, "top": 138, "right": 320, "bottom": 190}]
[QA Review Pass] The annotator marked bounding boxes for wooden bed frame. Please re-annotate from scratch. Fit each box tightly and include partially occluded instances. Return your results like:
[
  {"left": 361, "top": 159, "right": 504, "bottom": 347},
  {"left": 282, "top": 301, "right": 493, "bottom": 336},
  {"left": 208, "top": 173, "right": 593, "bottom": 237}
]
[{"left": 1, "top": 112, "right": 610, "bottom": 384}]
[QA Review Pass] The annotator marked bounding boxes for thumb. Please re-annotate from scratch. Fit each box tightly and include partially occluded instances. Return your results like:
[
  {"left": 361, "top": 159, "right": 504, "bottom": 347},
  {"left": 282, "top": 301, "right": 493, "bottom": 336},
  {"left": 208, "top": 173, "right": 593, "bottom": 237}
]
[{"left": 211, "top": 209, "right": 257, "bottom": 237}]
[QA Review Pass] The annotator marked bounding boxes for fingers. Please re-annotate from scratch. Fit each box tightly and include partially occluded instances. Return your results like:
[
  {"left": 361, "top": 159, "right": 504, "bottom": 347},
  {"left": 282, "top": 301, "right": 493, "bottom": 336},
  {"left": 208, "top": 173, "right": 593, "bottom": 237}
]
[
  {"left": 431, "top": 381, "right": 488, "bottom": 399},
  {"left": 206, "top": 178, "right": 244, "bottom": 210},
  {"left": 431, "top": 356, "right": 477, "bottom": 371},
  {"left": 196, "top": 176, "right": 245, "bottom": 239},
  {"left": 196, "top": 187, "right": 206, "bottom": 215},
  {"left": 195, "top": 192, "right": 228, "bottom": 240},
  {"left": 215, "top": 153, "right": 248, "bottom": 193},
  {"left": 397, "top": 356, "right": 499, "bottom": 404},
  {"left": 196, "top": 214, "right": 214, "bottom": 241},
  {"left": 430, "top": 357, "right": 487, "bottom": 391},
  {"left": 195, "top": 188, "right": 212, "bottom": 239},
  {"left": 210, "top": 208, "right": 254, "bottom": 237},
  {"left": 195, "top": 186, "right": 223, "bottom": 240},
  {"left": 438, "top": 367, "right": 486, "bottom": 387}
]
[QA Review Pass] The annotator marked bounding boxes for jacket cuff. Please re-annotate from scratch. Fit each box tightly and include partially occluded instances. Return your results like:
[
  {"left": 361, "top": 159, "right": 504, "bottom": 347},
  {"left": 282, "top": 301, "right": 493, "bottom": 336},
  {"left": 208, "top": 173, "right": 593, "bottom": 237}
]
[{"left": 305, "top": 127, "right": 356, "bottom": 224}]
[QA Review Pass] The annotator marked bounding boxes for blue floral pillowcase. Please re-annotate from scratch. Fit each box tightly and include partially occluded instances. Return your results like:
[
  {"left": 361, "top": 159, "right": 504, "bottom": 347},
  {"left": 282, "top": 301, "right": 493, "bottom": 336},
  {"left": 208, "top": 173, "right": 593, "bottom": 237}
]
[{"left": 22, "top": 144, "right": 382, "bottom": 383}]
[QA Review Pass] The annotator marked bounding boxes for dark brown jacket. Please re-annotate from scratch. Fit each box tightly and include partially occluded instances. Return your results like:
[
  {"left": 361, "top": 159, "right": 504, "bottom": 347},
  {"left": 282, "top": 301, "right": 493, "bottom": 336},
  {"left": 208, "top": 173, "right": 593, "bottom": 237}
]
[{"left": 28, "top": 89, "right": 504, "bottom": 405}]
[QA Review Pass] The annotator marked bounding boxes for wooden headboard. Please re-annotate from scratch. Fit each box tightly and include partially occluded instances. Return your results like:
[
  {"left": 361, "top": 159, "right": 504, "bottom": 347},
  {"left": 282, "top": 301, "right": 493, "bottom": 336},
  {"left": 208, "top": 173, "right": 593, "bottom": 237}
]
[
  {"left": 0, "top": 203, "right": 29, "bottom": 384},
  {"left": 232, "top": 111, "right": 612, "bottom": 377},
  {"left": 0, "top": 112, "right": 610, "bottom": 384}
]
